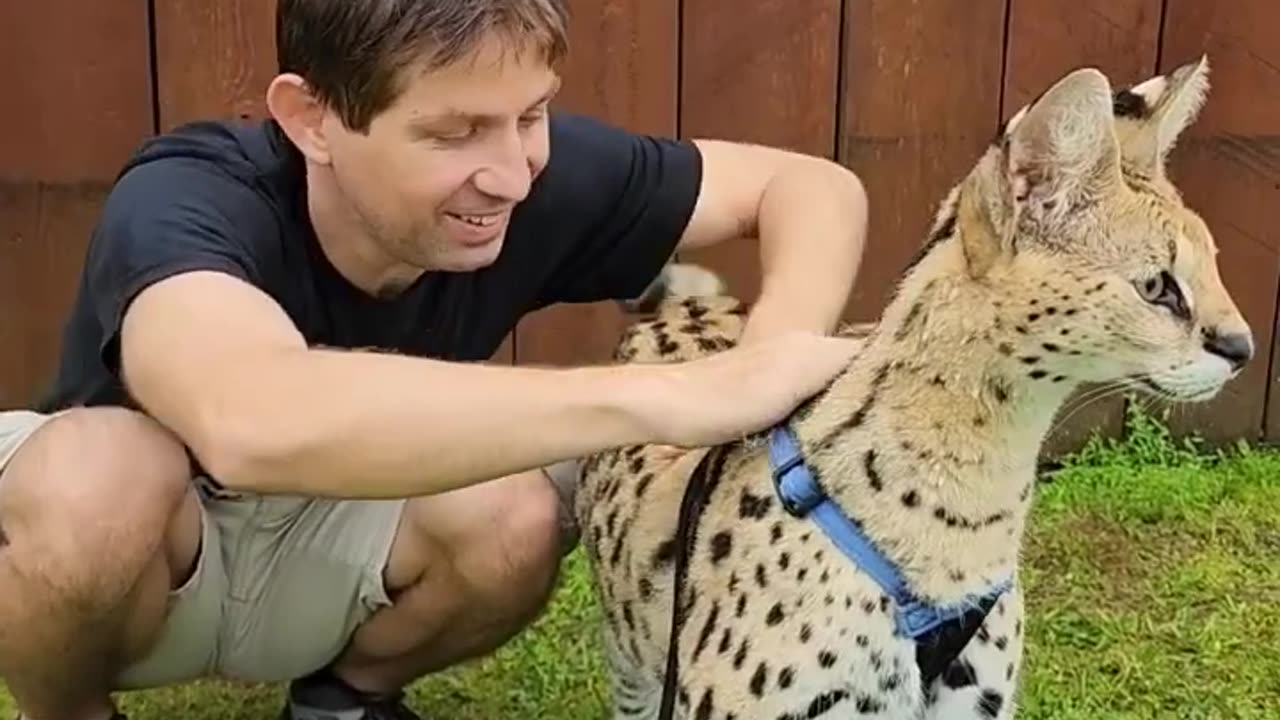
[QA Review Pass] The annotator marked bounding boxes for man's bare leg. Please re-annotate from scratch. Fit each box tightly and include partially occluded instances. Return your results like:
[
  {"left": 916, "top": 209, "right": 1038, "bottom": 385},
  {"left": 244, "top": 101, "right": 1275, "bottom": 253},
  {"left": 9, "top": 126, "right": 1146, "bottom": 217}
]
[
  {"left": 324, "top": 466, "right": 570, "bottom": 693},
  {"left": 0, "top": 409, "right": 200, "bottom": 720}
]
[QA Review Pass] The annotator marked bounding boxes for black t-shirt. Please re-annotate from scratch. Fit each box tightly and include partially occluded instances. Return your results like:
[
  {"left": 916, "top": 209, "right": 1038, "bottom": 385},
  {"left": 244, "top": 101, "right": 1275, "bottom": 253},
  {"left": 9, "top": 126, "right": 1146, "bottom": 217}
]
[{"left": 36, "top": 112, "right": 702, "bottom": 413}]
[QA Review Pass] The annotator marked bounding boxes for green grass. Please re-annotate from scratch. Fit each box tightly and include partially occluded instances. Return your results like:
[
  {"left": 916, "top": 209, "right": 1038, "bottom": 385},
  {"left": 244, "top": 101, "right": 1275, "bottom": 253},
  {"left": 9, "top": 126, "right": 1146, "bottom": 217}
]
[{"left": 3, "top": 402, "right": 1278, "bottom": 718}]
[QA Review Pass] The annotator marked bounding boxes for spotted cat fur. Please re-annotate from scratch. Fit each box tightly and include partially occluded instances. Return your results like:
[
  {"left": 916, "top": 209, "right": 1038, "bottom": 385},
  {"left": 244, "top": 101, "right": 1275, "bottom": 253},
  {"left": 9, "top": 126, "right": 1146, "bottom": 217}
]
[{"left": 575, "top": 57, "right": 1252, "bottom": 719}]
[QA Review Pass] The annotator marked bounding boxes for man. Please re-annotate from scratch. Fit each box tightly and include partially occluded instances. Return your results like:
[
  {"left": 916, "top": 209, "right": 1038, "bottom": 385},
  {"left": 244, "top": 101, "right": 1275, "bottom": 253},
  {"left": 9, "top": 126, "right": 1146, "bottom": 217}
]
[{"left": 0, "top": 1, "right": 868, "bottom": 719}]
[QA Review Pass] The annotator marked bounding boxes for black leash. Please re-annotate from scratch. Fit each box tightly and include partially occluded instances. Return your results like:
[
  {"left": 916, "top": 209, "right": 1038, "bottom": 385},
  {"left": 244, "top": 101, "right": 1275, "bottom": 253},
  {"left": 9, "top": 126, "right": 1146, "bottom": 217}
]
[{"left": 656, "top": 446, "right": 722, "bottom": 720}]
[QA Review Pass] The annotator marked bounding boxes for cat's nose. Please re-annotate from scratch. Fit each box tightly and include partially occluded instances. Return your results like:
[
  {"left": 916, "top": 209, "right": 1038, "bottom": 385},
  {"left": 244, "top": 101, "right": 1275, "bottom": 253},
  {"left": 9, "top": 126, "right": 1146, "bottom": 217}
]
[{"left": 1202, "top": 329, "right": 1253, "bottom": 371}]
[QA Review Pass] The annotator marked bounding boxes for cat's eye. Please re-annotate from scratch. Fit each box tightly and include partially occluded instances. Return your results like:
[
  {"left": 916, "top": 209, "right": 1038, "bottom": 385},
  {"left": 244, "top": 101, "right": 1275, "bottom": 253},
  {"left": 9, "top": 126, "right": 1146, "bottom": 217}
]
[
  {"left": 1136, "top": 271, "right": 1189, "bottom": 320},
  {"left": 1138, "top": 274, "right": 1165, "bottom": 302}
]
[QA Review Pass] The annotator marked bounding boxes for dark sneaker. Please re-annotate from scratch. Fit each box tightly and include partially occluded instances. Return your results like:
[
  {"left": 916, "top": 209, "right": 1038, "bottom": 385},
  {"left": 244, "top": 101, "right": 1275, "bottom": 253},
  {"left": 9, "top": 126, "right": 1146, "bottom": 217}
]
[{"left": 281, "top": 670, "right": 422, "bottom": 720}]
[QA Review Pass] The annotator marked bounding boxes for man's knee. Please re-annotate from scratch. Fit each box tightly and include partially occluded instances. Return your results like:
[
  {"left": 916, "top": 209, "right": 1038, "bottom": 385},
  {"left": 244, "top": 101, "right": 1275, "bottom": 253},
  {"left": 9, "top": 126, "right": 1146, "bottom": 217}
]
[
  {"left": 0, "top": 407, "right": 195, "bottom": 592},
  {"left": 403, "top": 471, "right": 563, "bottom": 604},
  {"left": 492, "top": 472, "right": 565, "bottom": 589}
]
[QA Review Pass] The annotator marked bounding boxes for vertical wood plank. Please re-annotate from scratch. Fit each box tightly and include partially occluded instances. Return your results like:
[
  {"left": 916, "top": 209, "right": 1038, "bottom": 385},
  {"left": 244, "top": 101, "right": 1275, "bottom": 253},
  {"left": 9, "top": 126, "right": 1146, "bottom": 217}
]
[
  {"left": 0, "top": 1, "right": 153, "bottom": 183},
  {"left": 1001, "top": 0, "right": 1167, "bottom": 456},
  {"left": 152, "top": 0, "right": 279, "bottom": 130},
  {"left": 676, "top": 0, "right": 843, "bottom": 304},
  {"left": 0, "top": 2, "right": 153, "bottom": 406},
  {"left": 514, "top": 0, "right": 680, "bottom": 366},
  {"left": 831, "top": 4, "right": 1006, "bottom": 486},
  {"left": 1157, "top": 0, "right": 1280, "bottom": 445},
  {"left": 838, "top": 0, "right": 1009, "bottom": 322}
]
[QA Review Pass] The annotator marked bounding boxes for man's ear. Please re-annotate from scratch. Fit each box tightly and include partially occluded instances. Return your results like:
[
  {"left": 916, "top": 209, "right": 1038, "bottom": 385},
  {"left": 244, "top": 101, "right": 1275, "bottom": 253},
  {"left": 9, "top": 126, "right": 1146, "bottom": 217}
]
[
  {"left": 1000, "top": 67, "right": 1122, "bottom": 227},
  {"left": 266, "top": 73, "right": 332, "bottom": 166},
  {"left": 1113, "top": 55, "right": 1211, "bottom": 177}
]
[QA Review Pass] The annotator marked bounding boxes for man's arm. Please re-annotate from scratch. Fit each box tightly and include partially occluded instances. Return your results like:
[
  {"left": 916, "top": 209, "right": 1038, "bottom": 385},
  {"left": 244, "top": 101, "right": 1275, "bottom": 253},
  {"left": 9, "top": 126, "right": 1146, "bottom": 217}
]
[
  {"left": 121, "top": 270, "right": 858, "bottom": 499},
  {"left": 677, "top": 140, "right": 869, "bottom": 344},
  {"left": 121, "top": 271, "right": 660, "bottom": 498}
]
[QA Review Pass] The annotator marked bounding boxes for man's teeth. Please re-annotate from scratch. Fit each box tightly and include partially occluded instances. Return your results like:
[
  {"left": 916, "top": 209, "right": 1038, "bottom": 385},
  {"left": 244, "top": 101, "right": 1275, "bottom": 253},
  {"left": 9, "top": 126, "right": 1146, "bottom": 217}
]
[{"left": 451, "top": 213, "right": 499, "bottom": 227}]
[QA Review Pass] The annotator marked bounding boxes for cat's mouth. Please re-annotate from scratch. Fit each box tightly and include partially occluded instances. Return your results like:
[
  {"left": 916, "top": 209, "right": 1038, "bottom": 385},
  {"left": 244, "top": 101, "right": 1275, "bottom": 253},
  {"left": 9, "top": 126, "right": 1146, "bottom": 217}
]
[{"left": 1128, "top": 373, "right": 1223, "bottom": 403}]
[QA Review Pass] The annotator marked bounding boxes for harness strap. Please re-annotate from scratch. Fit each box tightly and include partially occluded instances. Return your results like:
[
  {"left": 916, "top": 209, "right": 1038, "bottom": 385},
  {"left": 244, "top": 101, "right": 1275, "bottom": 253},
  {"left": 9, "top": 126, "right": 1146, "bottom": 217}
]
[{"left": 768, "top": 425, "right": 1012, "bottom": 640}]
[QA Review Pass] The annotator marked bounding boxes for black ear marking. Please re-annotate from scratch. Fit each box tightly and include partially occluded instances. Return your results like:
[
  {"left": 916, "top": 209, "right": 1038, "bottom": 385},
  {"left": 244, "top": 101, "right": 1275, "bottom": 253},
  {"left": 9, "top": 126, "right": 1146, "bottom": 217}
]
[{"left": 1113, "top": 88, "right": 1151, "bottom": 118}]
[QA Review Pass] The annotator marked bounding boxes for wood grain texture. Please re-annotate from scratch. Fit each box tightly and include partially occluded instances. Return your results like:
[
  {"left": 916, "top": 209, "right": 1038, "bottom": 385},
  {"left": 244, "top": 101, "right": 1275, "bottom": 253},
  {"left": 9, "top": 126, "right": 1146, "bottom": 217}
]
[
  {"left": 1156, "top": 0, "right": 1280, "bottom": 444},
  {"left": 152, "top": 0, "right": 279, "bottom": 130},
  {"left": 0, "top": 1, "right": 152, "bottom": 182},
  {"left": 0, "top": 2, "right": 152, "bottom": 406},
  {"left": 0, "top": 184, "right": 112, "bottom": 406},
  {"left": 838, "top": 0, "right": 1009, "bottom": 322},
  {"left": 1002, "top": 0, "right": 1167, "bottom": 456},
  {"left": 676, "top": 0, "right": 843, "bottom": 306},
  {"left": 514, "top": 0, "right": 680, "bottom": 366}
]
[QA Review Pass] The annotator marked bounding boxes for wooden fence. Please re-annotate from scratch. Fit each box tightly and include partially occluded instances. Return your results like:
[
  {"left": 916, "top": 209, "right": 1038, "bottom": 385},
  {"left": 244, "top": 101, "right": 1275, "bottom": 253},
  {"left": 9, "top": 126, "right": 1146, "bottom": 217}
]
[{"left": 1, "top": 0, "right": 1277, "bottom": 454}]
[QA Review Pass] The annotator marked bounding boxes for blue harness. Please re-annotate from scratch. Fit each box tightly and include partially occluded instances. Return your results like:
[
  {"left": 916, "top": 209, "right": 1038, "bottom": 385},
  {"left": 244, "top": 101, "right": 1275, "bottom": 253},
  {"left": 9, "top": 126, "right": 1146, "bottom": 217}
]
[
  {"left": 767, "top": 424, "right": 1013, "bottom": 643},
  {"left": 655, "top": 425, "right": 1013, "bottom": 720}
]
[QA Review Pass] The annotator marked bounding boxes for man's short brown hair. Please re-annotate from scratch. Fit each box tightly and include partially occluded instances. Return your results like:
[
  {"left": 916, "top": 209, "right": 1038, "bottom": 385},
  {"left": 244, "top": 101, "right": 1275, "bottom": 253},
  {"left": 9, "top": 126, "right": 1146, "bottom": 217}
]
[{"left": 276, "top": 0, "right": 570, "bottom": 133}]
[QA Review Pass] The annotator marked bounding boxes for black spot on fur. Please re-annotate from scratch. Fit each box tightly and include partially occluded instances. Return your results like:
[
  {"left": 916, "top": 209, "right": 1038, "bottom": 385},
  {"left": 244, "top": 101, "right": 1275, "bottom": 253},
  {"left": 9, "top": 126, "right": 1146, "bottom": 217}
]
[
  {"left": 818, "top": 650, "right": 837, "bottom": 668},
  {"left": 739, "top": 489, "right": 773, "bottom": 519},
  {"left": 903, "top": 210, "right": 957, "bottom": 276},
  {"left": 770, "top": 522, "right": 783, "bottom": 544},
  {"left": 766, "top": 602, "right": 786, "bottom": 626},
  {"left": 695, "top": 337, "right": 721, "bottom": 353},
  {"left": 749, "top": 662, "right": 768, "bottom": 697},
  {"left": 977, "top": 689, "right": 1004, "bottom": 718},
  {"left": 901, "top": 489, "right": 920, "bottom": 507},
  {"left": 710, "top": 531, "right": 733, "bottom": 564},
  {"left": 695, "top": 688, "right": 714, "bottom": 720},
  {"left": 897, "top": 301, "right": 925, "bottom": 340},
  {"left": 800, "top": 624, "right": 813, "bottom": 643},
  {"left": 755, "top": 563, "right": 769, "bottom": 588},
  {"left": 693, "top": 601, "right": 720, "bottom": 662},
  {"left": 653, "top": 538, "right": 677, "bottom": 569},
  {"left": 864, "top": 450, "right": 883, "bottom": 491},
  {"left": 1029, "top": 369, "right": 1049, "bottom": 380},
  {"left": 736, "top": 593, "right": 747, "bottom": 618},
  {"left": 989, "top": 377, "right": 1011, "bottom": 403},
  {"left": 639, "top": 577, "right": 653, "bottom": 600},
  {"left": 778, "top": 666, "right": 795, "bottom": 689},
  {"left": 815, "top": 363, "right": 891, "bottom": 451},
  {"left": 733, "top": 638, "right": 750, "bottom": 669},
  {"left": 778, "top": 552, "right": 791, "bottom": 571},
  {"left": 634, "top": 473, "right": 653, "bottom": 498},
  {"left": 854, "top": 693, "right": 883, "bottom": 713}
]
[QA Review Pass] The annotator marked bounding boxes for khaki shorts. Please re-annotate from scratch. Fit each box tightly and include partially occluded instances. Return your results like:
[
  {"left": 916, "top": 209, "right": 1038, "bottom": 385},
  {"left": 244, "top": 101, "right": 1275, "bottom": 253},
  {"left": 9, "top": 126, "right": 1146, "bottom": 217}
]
[{"left": 0, "top": 409, "right": 406, "bottom": 687}]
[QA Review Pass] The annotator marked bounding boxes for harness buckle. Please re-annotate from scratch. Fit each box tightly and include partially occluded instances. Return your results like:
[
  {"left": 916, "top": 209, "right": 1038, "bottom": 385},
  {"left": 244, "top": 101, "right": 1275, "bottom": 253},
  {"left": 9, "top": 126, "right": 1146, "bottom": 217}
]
[{"left": 772, "top": 457, "right": 824, "bottom": 517}]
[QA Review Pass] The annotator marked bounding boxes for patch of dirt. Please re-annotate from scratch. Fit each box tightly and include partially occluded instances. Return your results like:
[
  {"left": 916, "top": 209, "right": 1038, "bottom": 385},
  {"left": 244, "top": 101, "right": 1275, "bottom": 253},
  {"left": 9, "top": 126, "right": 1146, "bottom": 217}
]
[{"left": 1023, "top": 512, "right": 1202, "bottom": 613}]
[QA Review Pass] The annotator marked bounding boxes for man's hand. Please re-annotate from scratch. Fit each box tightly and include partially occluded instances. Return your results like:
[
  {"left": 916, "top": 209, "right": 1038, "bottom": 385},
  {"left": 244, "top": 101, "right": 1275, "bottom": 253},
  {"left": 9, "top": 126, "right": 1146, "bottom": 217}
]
[{"left": 635, "top": 331, "right": 861, "bottom": 448}]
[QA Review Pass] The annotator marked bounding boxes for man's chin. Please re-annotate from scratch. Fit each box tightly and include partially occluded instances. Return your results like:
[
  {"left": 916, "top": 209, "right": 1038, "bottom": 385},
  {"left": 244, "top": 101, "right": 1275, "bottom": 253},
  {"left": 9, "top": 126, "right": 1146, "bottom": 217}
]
[{"left": 433, "top": 237, "right": 505, "bottom": 272}]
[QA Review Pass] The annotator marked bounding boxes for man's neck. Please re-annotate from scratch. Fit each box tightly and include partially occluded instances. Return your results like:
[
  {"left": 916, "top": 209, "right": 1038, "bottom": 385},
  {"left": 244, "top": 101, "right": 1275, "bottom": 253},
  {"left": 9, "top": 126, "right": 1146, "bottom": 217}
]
[{"left": 305, "top": 170, "right": 423, "bottom": 299}]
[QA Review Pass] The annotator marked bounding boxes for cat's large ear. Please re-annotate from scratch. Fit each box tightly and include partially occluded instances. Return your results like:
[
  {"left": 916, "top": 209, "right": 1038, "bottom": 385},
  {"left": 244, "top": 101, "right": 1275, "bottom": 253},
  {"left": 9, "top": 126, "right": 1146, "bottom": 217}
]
[
  {"left": 1000, "top": 67, "right": 1122, "bottom": 228},
  {"left": 1113, "top": 56, "right": 1210, "bottom": 177}
]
